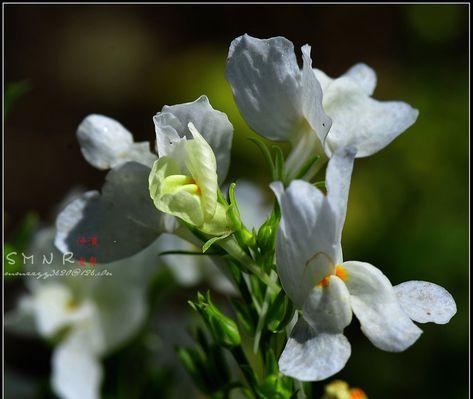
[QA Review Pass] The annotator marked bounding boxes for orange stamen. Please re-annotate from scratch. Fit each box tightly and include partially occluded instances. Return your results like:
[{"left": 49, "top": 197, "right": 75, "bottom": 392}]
[
  {"left": 350, "top": 388, "right": 367, "bottom": 399},
  {"left": 316, "top": 265, "right": 348, "bottom": 288},
  {"left": 335, "top": 265, "right": 347, "bottom": 281}
]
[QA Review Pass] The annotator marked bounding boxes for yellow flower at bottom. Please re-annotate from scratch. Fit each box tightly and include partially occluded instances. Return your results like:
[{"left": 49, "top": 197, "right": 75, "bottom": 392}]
[{"left": 323, "top": 380, "right": 367, "bottom": 399}]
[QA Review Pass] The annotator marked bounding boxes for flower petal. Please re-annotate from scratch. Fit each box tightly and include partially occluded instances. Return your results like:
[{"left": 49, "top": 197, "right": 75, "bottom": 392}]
[
  {"left": 51, "top": 327, "right": 103, "bottom": 399},
  {"left": 394, "top": 280, "right": 457, "bottom": 324},
  {"left": 154, "top": 96, "right": 233, "bottom": 184},
  {"left": 343, "top": 261, "right": 423, "bottom": 352},
  {"left": 323, "top": 77, "right": 419, "bottom": 157},
  {"left": 300, "top": 45, "right": 332, "bottom": 145},
  {"left": 149, "top": 156, "right": 205, "bottom": 226},
  {"left": 272, "top": 147, "right": 354, "bottom": 306},
  {"left": 55, "top": 162, "right": 165, "bottom": 263},
  {"left": 302, "top": 275, "right": 352, "bottom": 334},
  {"left": 226, "top": 34, "right": 330, "bottom": 142},
  {"left": 279, "top": 318, "right": 351, "bottom": 381},
  {"left": 343, "top": 63, "right": 377, "bottom": 95},
  {"left": 325, "top": 146, "right": 356, "bottom": 237},
  {"left": 185, "top": 123, "right": 218, "bottom": 220},
  {"left": 77, "top": 114, "right": 156, "bottom": 169},
  {"left": 273, "top": 180, "right": 334, "bottom": 306}
]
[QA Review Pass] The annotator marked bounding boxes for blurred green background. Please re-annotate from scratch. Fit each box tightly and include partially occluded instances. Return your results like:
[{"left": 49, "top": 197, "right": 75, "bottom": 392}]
[{"left": 5, "top": 4, "right": 468, "bottom": 399}]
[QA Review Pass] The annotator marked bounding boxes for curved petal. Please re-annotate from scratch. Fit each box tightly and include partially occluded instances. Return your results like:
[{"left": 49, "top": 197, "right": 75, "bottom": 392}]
[
  {"left": 326, "top": 146, "right": 356, "bottom": 238},
  {"left": 77, "top": 114, "right": 156, "bottom": 169},
  {"left": 225, "top": 34, "right": 330, "bottom": 142},
  {"left": 279, "top": 318, "right": 351, "bottom": 381},
  {"left": 323, "top": 77, "right": 419, "bottom": 158},
  {"left": 185, "top": 123, "right": 218, "bottom": 220},
  {"left": 302, "top": 275, "right": 352, "bottom": 334},
  {"left": 273, "top": 180, "right": 335, "bottom": 306},
  {"left": 343, "top": 261, "right": 422, "bottom": 352},
  {"left": 51, "top": 326, "right": 104, "bottom": 399},
  {"left": 55, "top": 162, "right": 165, "bottom": 263},
  {"left": 154, "top": 96, "right": 233, "bottom": 184},
  {"left": 394, "top": 281, "right": 457, "bottom": 324},
  {"left": 343, "top": 63, "right": 377, "bottom": 95},
  {"left": 300, "top": 45, "right": 332, "bottom": 144},
  {"left": 273, "top": 147, "right": 354, "bottom": 306}
]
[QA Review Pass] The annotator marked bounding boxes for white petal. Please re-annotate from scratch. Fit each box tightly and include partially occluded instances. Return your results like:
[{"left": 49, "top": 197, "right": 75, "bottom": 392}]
[
  {"left": 55, "top": 162, "right": 165, "bottom": 263},
  {"left": 30, "top": 284, "right": 75, "bottom": 337},
  {"left": 273, "top": 148, "right": 354, "bottom": 306},
  {"left": 323, "top": 77, "right": 419, "bottom": 157},
  {"left": 342, "top": 63, "right": 377, "bottom": 95},
  {"left": 313, "top": 68, "right": 333, "bottom": 94},
  {"left": 225, "top": 34, "right": 330, "bottom": 142},
  {"left": 28, "top": 284, "right": 98, "bottom": 339},
  {"left": 154, "top": 96, "right": 233, "bottom": 184},
  {"left": 325, "top": 146, "right": 356, "bottom": 238},
  {"left": 343, "top": 261, "right": 423, "bottom": 352},
  {"left": 51, "top": 329, "right": 103, "bottom": 399},
  {"left": 77, "top": 114, "right": 156, "bottom": 169},
  {"left": 302, "top": 275, "right": 352, "bottom": 333},
  {"left": 279, "top": 318, "right": 351, "bottom": 381},
  {"left": 300, "top": 45, "right": 332, "bottom": 145},
  {"left": 274, "top": 180, "right": 336, "bottom": 306},
  {"left": 394, "top": 281, "right": 457, "bottom": 324}
]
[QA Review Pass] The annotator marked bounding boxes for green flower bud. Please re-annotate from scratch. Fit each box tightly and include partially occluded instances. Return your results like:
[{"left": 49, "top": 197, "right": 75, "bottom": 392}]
[
  {"left": 149, "top": 123, "right": 232, "bottom": 235},
  {"left": 257, "top": 223, "right": 275, "bottom": 252},
  {"left": 191, "top": 292, "right": 241, "bottom": 347}
]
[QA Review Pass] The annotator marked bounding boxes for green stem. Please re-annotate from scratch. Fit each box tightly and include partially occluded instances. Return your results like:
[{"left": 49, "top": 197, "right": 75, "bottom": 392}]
[
  {"left": 253, "top": 271, "right": 279, "bottom": 353},
  {"left": 230, "top": 346, "right": 259, "bottom": 398},
  {"left": 218, "top": 236, "right": 279, "bottom": 291}
]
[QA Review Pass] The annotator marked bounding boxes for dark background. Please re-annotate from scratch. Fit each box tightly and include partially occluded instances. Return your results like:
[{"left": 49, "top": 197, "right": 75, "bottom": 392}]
[{"left": 5, "top": 4, "right": 469, "bottom": 399}]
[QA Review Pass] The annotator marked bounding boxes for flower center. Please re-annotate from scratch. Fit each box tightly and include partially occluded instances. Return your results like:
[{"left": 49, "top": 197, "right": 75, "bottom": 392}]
[
  {"left": 317, "top": 265, "right": 347, "bottom": 287},
  {"left": 162, "top": 174, "right": 201, "bottom": 195}
]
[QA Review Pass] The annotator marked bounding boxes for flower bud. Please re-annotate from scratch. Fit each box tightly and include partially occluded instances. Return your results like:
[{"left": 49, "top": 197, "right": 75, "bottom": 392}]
[
  {"left": 149, "top": 123, "right": 232, "bottom": 235},
  {"left": 191, "top": 292, "right": 241, "bottom": 347}
]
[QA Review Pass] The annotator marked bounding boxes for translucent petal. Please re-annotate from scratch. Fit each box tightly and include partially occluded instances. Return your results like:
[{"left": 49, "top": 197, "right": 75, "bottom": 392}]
[
  {"left": 279, "top": 318, "right": 351, "bottom": 381},
  {"left": 343, "top": 261, "right": 423, "bottom": 352},
  {"left": 77, "top": 114, "right": 156, "bottom": 169},
  {"left": 55, "top": 162, "right": 165, "bottom": 263},
  {"left": 394, "top": 280, "right": 457, "bottom": 324}
]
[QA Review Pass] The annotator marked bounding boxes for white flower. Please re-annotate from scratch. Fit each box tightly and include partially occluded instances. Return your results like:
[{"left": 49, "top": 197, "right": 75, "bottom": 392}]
[
  {"left": 55, "top": 96, "right": 233, "bottom": 262},
  {"left": 149, "top": 122, "right": 232, "bottom": 235},
  {"left": 8, "top": 227, "right": 159, "bottom": 399},
  {"left": 271, "top": 148, "right": 456, "bottom": 381},
  {"left": 154, "top": 95, "right": 233, "bottom": 185},
  {"left": 226, "top": 34, "right": 418, "bottom": 179}
]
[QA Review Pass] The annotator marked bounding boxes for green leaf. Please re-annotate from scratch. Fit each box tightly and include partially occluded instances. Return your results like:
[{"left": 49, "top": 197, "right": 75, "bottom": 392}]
[
  {"left": 294, "top": 154, "right": 320, "bottom": 180},
  {"left": 266, "top": 290, "right": 295, "bottom": 333},
  {"left": 272, "top": 145, "right": 286, "bottom": 182},
  {"left": 248, "top": 137, "right": 275, "bottom": 177},
  {"left": 314, "top": 180, "right": 326, "bottom": 190},
  {"left": 202, "top": 232, "right": 232, "bottom": 253},
  {"left": 159, "top": 249, "right": 220, "bottom": 256}
]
